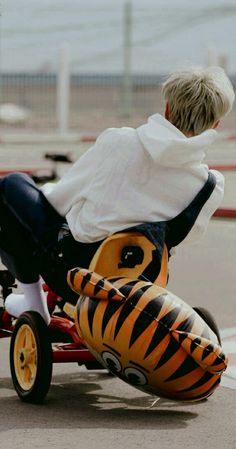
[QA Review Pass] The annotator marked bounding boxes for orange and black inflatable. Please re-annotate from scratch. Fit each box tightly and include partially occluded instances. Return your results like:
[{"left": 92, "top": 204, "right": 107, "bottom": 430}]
[{"left": 68, "top": 266, "right": 227, "bottom": 402}]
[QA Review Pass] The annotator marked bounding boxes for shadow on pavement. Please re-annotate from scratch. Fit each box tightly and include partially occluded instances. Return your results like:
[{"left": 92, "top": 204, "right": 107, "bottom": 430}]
[{"left": 0, "top": 371, "right": 198, "bottom": 431}]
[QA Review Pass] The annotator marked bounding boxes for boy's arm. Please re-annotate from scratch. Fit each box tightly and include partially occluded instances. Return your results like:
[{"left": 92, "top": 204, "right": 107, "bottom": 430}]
[{"left": 180, "top": 169, "right": 224, "bottom": 245}]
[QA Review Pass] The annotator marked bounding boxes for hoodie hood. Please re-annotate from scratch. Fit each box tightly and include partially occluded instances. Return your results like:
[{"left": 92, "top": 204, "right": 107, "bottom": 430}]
[{"left": 137, "top": 114, "right": 218, "bottom": 167}]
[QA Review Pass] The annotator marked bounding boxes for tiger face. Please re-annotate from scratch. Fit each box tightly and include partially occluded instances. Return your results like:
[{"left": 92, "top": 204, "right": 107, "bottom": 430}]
[{"left": 68, "top": 268, "right": 227, "bottom": 401}]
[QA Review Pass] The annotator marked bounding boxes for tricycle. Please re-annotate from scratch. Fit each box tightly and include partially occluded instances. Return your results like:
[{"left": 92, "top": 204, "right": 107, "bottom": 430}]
[{"left": 0, "top": 231, "right": 226, "bottom": 404}]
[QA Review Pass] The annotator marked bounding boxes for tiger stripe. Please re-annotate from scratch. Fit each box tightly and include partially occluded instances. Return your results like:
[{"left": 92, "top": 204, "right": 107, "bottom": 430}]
[
  {"left": 87, "top": 298, "right": 100, "bottom": 337},
  {"left": 102, "top": 301, "right": 123, "bottom": 338},
  {"left": 129, "top": 297, "right": 165, "bottom": 349},
  {"left": 165, "top": 356, "right": 199, "bottom": 381},
  {"left": 67, "top": 268, "right": 125, "bottom": 301},
  {"left": 144, "top": 322, "right": 169, "bottom": 359},
  {"left": 153, "top": 338, "right": 181, "bottom": 370},
  {"left": 114, "top": 285, "right": 151, "bottom": 339}
]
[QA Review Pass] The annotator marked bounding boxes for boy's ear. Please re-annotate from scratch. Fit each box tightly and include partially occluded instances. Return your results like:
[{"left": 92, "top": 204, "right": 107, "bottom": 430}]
[
  {"left": 165, "top": 102, "right": 170, "bottom": 120},
  {"left": 212, "top": 120, "right": 220, "bottom": 129}
]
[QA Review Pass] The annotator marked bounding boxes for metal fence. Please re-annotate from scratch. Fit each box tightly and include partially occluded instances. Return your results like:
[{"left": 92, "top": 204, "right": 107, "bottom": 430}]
[
  {"left": 1, "top": 1, "right": 236, "bottom": 135},
  {"left": 0, "top": 71, "right": 166, "bottom": 134}
]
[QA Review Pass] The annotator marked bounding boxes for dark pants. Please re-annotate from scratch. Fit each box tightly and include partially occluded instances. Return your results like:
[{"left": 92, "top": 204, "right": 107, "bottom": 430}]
[{"left": 0, "top": 173, "right": 102, "bottom": 303}]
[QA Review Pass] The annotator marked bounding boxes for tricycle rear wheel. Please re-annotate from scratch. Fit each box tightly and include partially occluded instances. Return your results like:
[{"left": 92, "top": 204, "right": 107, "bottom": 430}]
[
  {"left": 193, "top": 306, "right": 221, "bottom": 344},
  {"left": 10, "top": 311, "right": 52, "bottom": 403}
]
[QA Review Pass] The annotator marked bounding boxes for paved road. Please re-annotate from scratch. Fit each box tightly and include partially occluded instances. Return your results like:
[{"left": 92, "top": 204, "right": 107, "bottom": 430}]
[
  {"left": 0, "top": 337, "right": 235, "bottom": 449},
  {"left": 0, "top": 139, "right": 235, "bottom": 448}
]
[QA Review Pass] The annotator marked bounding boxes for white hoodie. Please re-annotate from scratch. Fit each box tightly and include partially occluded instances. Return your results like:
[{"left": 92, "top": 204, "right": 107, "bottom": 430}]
[{"left": 42, "top": 114, "right": 224, "bottom": 245}]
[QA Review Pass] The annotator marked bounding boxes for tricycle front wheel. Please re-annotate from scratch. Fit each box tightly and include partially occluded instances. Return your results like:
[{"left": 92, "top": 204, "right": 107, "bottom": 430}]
[{"left": 10, "top": 311, "right": 52, "bottom": 403}]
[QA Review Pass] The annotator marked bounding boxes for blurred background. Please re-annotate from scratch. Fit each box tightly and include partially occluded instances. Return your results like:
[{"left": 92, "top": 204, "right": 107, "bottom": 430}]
[{"left": 1, "top": 0, "right": 236, "bottom": 136}]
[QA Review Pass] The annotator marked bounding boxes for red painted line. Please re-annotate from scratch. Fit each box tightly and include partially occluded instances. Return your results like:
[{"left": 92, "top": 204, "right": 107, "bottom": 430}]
[
  {"left": 80, "top": 133, "right": 236, "bottom": 143},
  {"left": 0, "top": 168, "right": 52, "bottom": 176},
  {"left": 0, "top": 169, "right": 38, "bottom": 176},
  {"left": 213, "top": 208, "right": 236, "bottom": 218},
  {"left": 209, "top": 165, "right": 236, "bottom": 171},
  {"left": 80, "top": 135, "right": 97, "bottom": 142}
]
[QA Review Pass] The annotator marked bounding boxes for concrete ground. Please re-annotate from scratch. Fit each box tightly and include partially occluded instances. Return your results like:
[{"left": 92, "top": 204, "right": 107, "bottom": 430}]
[{"left": 0, "top": 137, "right": 235, "bottom": 448}]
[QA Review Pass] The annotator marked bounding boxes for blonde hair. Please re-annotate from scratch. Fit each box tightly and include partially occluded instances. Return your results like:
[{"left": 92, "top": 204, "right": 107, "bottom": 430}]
[{"left": 162, "top": 66, "right": 235, "bottom": 135}]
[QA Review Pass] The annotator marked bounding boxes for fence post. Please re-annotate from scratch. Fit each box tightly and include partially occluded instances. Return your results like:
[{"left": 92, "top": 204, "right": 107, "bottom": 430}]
[
  {"left": 57, "top": 44, "right": 70, "bottom": 135},
  {"left": 122, "top": 1, "right": 132, "bottom": 117},
  {"left": 218, "top": 54, "right": 229, "bottom": 73},
  {"left": 206, "top": 45, "right": 217, "bottom": 66}
]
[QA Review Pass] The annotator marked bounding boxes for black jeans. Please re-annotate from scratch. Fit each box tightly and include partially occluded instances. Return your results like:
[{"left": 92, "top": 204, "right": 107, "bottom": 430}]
[{"left": 0, "top": 173, "right": 102, "bottom": 303}]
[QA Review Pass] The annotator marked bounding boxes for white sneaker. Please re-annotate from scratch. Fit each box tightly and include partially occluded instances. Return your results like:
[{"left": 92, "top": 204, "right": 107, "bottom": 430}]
[{"left": 5, "top": 293, "right": 50, "bottom": 325}]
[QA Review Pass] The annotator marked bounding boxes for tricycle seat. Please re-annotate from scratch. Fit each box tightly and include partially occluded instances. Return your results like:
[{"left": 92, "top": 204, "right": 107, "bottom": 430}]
[{"left": 89, "top": 231, "right": 168, "bottom": 287}]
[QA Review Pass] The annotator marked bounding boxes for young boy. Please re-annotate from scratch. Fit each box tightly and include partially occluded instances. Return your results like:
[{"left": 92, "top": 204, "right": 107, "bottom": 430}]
[{"left": 1, "top": 66, "right": 235, "bottom": 324}]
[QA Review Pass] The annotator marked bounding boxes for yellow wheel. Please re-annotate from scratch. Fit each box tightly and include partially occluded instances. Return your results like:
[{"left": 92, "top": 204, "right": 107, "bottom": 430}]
[
  {"left": 14, "top": 323, "right": 37, "bottom": 390},
  {"left": 10, "top": 312, "right": 52, "bottom": 403}
]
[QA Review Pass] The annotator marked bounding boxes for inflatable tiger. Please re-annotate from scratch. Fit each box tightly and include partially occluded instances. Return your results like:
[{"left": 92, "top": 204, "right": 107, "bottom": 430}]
[{"left": 67, "top": 267, "right": 227, "bottom": 402}]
